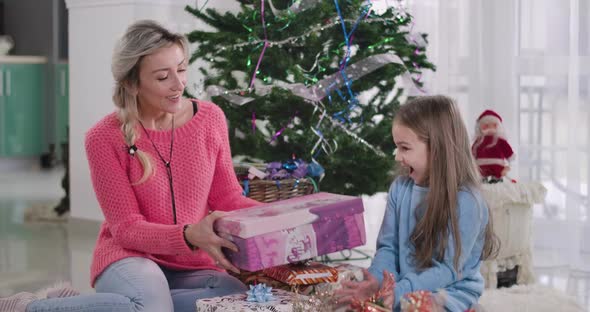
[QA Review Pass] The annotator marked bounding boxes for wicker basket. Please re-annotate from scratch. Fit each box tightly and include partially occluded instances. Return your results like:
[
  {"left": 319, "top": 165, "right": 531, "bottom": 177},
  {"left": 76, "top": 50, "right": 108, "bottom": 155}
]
[
  {"left": 240, "top": 178, "right": 315, "bottom": 203},
  {"left": 234, "top": 163, "right": 316, "bottom": 203}
]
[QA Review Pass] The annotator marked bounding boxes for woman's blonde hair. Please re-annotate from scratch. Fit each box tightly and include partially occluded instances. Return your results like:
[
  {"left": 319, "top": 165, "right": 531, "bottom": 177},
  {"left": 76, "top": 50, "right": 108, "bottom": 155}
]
[
  {"left": 394, "top": 95, "right": 498, "bottom": 271},
  {"left": 111, "top": 20, "right": 189, "bottom": 184}
]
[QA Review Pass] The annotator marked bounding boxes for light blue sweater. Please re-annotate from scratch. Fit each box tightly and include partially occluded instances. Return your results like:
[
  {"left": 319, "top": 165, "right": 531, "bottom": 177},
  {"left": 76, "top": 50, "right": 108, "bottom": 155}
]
[{"left": 368, "top": 176, "right": 488, "bottom": 311}]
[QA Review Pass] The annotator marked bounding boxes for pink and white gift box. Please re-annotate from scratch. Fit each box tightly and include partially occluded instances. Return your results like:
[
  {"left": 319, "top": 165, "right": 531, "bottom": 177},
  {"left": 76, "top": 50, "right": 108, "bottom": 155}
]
[{"left": 214, "top": 192, "right": 366, "bottom": 272}]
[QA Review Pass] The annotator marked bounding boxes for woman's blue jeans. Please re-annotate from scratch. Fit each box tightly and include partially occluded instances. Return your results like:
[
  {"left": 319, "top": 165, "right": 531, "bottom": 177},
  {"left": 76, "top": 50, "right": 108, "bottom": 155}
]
[{"left": 26, "top": 257, "right": 247, "bottom": 312}]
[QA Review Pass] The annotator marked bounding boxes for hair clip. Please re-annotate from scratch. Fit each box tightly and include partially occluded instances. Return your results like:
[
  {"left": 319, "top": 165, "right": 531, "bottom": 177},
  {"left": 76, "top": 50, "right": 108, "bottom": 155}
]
[{"left": 128, "top": 145, "right": 138, "bottom": 156}]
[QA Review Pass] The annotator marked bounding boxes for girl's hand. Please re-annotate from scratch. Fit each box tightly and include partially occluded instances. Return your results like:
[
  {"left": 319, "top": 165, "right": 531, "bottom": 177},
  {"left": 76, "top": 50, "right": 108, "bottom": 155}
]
[
  {"left": 184, "top": 211, "right": 240, "bottom": 274},
  {"left": 382, "top": 292, "right": 395, "bottom": 309},
  {"left": 333, "top": 269, "right": 380, "bottom": 306}
]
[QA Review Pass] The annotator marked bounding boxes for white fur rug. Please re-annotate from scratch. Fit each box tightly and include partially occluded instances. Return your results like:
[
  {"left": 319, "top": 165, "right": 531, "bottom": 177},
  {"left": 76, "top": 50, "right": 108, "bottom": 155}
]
[{"left": 479, "top": 284, "right": 585, "bottom": 312}]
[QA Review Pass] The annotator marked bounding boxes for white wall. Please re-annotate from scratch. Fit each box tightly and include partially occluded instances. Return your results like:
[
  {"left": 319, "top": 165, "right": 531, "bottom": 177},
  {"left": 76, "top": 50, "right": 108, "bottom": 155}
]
[{"left": 66, "top": 0, "right": 238, "bottom": 221}]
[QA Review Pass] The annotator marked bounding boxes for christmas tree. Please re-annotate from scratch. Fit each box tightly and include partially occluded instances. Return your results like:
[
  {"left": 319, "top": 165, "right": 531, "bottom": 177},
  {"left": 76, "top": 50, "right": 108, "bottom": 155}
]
[{"left": 185, "top": 0, "right": 434, "bottom": 195}]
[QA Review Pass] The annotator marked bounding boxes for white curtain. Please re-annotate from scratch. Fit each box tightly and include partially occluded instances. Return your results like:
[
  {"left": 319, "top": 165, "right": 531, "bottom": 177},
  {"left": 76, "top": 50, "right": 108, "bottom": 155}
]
[{"left": 379, "top": 0, "right": 590, "bottom": 297}]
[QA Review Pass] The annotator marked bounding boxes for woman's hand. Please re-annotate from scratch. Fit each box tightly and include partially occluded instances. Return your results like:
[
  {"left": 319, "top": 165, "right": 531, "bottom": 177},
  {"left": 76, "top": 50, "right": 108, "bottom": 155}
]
[
  {"left": 184, "top": 211, "right": 240, "bottom": 274},
  {"left": 333, "top": 269, "right": 380, "bottom": 306}
]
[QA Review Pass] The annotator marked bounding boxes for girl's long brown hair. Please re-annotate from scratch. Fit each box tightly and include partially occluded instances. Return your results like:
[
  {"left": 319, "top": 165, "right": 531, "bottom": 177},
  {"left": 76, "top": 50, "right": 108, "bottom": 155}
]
[{"left": 395, "top": 95, "right": 498, "bottom": 271}]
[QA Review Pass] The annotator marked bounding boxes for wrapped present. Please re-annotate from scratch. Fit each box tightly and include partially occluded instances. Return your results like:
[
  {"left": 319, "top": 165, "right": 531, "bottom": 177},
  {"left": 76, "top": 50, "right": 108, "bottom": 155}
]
[
  {"left": 229, "top": 270, "right": 318, "bottom": 294},
  {"left": 263, "top": 262, "right": 338, "bottom": 285},
  {"left": 400, "top": 290, "right": 446, "bottom": 312},
  {"left": 215, "top": 192, "right": 366, "bottom": 271},
  {"left": 349, "top": 270, "right": 396, "bottom": 312},
  {"left": 195, "top": 288, "right": 305, "bottom": 312},
  {"left": 229, "top": 270, "right": 292, "bottom": 292},
  {"left": 325, "top": 263, "right": 365, "bottom": 291}
]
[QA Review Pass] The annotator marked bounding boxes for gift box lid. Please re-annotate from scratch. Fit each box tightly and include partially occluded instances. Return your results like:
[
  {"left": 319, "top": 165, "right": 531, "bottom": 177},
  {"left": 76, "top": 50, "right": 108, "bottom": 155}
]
[{"left": 214, "top": 192, "right": 364, "bottom": 238}]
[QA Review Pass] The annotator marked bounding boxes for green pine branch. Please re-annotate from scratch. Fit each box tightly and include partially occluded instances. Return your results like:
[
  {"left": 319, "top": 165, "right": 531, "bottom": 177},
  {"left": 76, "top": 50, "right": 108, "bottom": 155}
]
[{"left": 185, "top": 1, "right": 435, "bottom": 195}]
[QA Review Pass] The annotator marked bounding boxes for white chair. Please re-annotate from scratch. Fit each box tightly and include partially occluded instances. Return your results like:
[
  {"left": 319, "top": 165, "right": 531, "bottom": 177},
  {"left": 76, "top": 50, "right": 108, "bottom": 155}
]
[{"left": 479, "top": 181, "right": 547, "bottom": 288}]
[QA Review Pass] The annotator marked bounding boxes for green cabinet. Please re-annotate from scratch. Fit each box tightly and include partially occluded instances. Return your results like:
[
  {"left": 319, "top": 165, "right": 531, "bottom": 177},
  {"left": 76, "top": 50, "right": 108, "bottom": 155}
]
[
  {"left": 55, "top": 63, "right": 68, "bottom": 147},
  {"left": 0, "top": 60, "right": 46, "bottom": 157}
]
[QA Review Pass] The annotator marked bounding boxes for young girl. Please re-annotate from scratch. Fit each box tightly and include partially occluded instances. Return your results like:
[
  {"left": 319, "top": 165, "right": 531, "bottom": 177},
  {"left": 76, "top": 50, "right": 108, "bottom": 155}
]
[
  {"left": 0, "top": 20, "right": 260, "bottom": 312},
  {"left": 335, "top": 95, "right": 497, "bottom": 311}
]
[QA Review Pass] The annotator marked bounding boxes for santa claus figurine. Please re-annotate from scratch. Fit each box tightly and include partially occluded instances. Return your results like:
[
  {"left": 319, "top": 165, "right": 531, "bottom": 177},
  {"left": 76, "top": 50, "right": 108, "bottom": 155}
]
[{"left": 472, "top": 110, "right": 515, "bottom": 181}]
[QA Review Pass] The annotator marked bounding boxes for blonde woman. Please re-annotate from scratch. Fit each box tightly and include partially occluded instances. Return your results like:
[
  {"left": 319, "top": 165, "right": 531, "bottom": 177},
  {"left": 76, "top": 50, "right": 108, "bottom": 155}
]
[{"left": 0, "top": 20, "right": 260, "bottom": 312}]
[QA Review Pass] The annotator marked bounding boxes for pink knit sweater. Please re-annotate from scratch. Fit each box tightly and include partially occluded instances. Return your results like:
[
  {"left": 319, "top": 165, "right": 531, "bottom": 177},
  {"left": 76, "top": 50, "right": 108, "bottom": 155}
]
[{"left": 85, "top": 100, "right": 259, "bottom": 287}]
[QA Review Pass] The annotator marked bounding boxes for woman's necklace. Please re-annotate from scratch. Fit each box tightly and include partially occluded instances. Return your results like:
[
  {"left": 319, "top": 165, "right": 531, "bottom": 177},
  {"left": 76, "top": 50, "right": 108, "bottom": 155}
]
[
  {"left": 139, "top": 116, "right": 177, "bottom": 224},
  {"left": 156, "top": 117, "right": 173, "bottom": 130}
]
